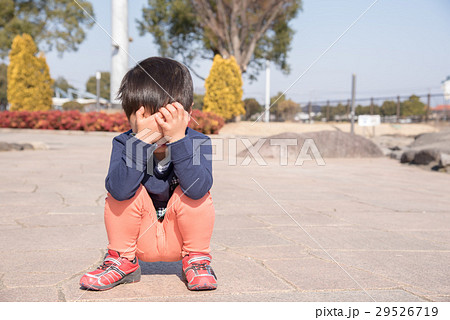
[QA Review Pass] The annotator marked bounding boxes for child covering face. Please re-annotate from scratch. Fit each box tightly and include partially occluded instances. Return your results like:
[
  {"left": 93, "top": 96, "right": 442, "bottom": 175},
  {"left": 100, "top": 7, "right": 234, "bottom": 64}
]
[{"left": 79, "top": 57, "right": 217, "bottom": 291}]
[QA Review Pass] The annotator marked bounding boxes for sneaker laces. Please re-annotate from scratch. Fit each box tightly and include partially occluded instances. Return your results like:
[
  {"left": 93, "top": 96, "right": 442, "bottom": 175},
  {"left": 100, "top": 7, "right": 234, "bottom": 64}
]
[
  {"left": 190, "top": 262, "right": 217, "bottom": 279},
  {"left": 98, "top": 260, "right": 115, "bottom": 270},
  {"left": 191, "top": 262, "right": 209, "bottom": 271}
]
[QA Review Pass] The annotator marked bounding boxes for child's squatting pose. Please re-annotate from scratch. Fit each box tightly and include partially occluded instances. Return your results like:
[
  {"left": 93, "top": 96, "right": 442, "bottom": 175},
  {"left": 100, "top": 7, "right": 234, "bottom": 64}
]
[{"left": 79, "top": 57, "right": 217, "bottom": 291}]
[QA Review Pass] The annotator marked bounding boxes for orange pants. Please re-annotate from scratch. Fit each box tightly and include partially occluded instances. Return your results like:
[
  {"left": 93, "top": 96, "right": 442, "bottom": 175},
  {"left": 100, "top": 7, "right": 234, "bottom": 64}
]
[{"left": 104, "top": 185, "right": 215, "bottom": 262}]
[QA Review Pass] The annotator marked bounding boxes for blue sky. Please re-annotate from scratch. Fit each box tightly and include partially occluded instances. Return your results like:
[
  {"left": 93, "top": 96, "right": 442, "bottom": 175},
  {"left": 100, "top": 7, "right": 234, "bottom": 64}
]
[{"left": 46, "top": 0, "right": 450, "bottom": 106}]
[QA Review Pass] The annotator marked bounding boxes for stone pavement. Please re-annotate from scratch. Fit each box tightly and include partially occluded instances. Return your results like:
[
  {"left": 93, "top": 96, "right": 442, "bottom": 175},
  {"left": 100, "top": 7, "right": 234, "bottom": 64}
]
[{"left": 0, "top": 129, "right": 449, "bottom": 302}]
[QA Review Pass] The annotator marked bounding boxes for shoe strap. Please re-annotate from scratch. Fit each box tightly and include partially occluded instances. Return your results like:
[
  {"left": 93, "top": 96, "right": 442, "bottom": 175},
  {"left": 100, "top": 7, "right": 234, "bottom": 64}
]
[
  {"left": 104, "top": 257, "right": 122, "bottom": 266},
  {"left": 188, "top": 255, "right": 211, "bottom": 265}
]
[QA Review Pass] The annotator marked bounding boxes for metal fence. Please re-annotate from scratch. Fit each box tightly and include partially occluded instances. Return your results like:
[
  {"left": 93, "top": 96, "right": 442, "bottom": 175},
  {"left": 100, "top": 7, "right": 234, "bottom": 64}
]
[{"left": 295, "top": 93, "right": 448, "bottom": 123}]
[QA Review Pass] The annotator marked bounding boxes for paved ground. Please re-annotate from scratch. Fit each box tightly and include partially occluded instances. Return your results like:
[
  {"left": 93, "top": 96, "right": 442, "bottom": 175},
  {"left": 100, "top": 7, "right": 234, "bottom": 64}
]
[{"left": 0, "top": 128, "right": 449, "bottom": 302}]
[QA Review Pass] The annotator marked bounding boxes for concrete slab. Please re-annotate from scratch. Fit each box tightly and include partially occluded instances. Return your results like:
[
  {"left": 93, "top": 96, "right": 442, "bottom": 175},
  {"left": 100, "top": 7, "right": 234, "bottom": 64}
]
[
  {"left": 1, "top": 129, "right": 449, "bottom": 302},
  {"left": 16, "top": 212, "right": 104, "bottom": 228},
  {"left": 211, "top": 228, "right": 292, "bottom": 248},
  {"left": 310, "top": 250, "right": 450, "bottom": 296},
  {"left": 269, "top": 226, "right": 449, "bottom": 251},
  {"left": 228, "top": 244, "right": 309, "bottom": 261},
  {"left": 139, "top": 289, "right": 426, "bottom": 302},
  {"left": 0, "top": 224, "right": 107, "bottom": 252},
  {"left": 0, "top": 286, "right": 60, "bottom": 302},
  {"left": 264, "top": 256, "right": 399, "bottom": 292}
]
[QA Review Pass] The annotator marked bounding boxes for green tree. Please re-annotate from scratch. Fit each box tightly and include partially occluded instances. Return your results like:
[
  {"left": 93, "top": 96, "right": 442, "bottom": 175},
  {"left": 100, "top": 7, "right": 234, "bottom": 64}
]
[
  {"left": 381, "top": 100, "right": 397, "bottom": 116},
  {"left": 61, "top": 100, "right": 83, "bottom": 111},
  {"left": 355, "top": 104, "right": 368, "bottom": 116},
  {"left": 193, "top": 93, "right": 204, "bottom": 110},
  {"left": 0, "top": 0, "right": 95, "bottom": 58},
  {"left": 243, "top": 98, "right": 262, "bottom": 120},
  {"left": 277, "top": 99, "right": 300, "bottom": 121},
  {"left": 204, "top": 55, "right": 244, "bottom": 120},
  {"left": 53, "top": 76, "right": 75, "bottom": 95},
  {"left": 269, "top": 91, "right": 286, "bottom": 120},
  {"left": 326, "top": 103, "right": 347, "bottom": 121},
  {"left": 137, "top": 0, "right": 302, "bottom": 80},
  {"left": 401, "top": 95, "right": 426, "bottom": 117},
  {"left": 0, "top": 63, "right": 7, "bottom": 109},
  {"left": 86, "top": 72, "right": 110, "bottom": 100},
  {"left": 7, "top": 33, "right": 53, "bottom": 111}
]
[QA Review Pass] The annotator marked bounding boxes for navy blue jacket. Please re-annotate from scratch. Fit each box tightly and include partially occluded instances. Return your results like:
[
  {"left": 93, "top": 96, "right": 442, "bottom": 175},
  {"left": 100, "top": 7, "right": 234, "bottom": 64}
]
[{"left": 105, "top": 127, "right": 213, "bottom": 208}]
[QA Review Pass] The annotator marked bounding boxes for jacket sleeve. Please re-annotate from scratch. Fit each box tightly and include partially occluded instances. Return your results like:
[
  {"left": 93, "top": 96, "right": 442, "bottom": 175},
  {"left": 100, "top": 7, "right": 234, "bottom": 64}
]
[
  {"left": 105, "top": 132, "right": 157, "bottom": 201},
  {"left": 168, "top": 134, "right": 213, "bottom": 200}
]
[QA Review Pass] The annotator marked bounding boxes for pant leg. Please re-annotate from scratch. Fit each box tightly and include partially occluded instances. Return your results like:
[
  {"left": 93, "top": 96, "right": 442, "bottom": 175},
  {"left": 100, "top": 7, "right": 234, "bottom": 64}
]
[
  {"left": 166, "top": 185, "right": 215, "bottom": 257},
  {"left": 104, "top": 185, "right": 156, "bottom": 260}
]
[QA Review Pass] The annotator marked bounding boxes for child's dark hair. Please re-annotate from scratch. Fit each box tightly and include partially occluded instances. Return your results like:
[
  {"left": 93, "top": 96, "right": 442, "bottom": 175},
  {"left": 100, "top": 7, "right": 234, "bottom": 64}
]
[{"left": 117, "top": 57, "right": 193, "bottom": 119}]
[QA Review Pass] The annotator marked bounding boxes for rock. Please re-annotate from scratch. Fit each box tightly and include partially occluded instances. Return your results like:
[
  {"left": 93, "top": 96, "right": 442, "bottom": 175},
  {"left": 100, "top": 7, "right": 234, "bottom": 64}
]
[
  {"left": 400, "top": 150, "right": 416, "bottom": 163},
  {"left": 371, "top": 135, "right": 415, "bottom": 152},
  {"left": 411, "top": 149, "right": 441, "bottom": 165},
  {"left": 410, "top": 131, "right": 450, "bottom": 154},
  {"left": 439, "top": 153, "right": 450, "bottom": 168},
  {"left": 9, "top": 143, "right": 24, "bottom": 151},
  {"left": 0, "top": 141, "right": 37, "bottom": 152},
  {"left": 390, "top": 150, "right": 403, "bottom": 160},
  {"left": 0, "top": 141, "right": 12, "bottom": 151},
  {"left": 238, "top": 131, "right": 384, "bottom": 160},
  {"left": 21, "top": 143, "right": 34, "bottom": 150},
  {"left": 29, "top": 141, "right": 49, "bottom": 150},
  {"left": 397, "top": 132, "right": 450, "bottom": 173}
]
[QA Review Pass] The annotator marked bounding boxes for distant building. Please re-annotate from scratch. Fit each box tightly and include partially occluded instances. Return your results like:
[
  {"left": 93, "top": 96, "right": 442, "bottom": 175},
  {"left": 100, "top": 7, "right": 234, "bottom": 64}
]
[{"left": 431, "top": 105, "right": 450, "bottom": 121}]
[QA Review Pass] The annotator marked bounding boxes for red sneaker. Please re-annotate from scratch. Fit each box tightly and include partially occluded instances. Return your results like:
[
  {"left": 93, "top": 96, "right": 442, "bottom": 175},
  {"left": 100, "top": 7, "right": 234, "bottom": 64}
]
[
  {"left": 79, "top": 249, "right": 141, "bottom": 291},
  {"left": 182, "top": 253, "right": 217, "bottom": 291}
]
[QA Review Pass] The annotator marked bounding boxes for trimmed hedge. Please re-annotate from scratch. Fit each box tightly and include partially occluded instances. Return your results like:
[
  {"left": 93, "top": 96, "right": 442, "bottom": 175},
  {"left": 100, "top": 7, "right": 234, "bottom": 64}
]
[
  {"left": 189, "top": 109, "right": 225, "bottom": 134},
  {"left": 0, "top": 110, "right": 130, "bottom": 132},
  {"left": 0, "top": 109, "right": 225, "bottom": 134}
]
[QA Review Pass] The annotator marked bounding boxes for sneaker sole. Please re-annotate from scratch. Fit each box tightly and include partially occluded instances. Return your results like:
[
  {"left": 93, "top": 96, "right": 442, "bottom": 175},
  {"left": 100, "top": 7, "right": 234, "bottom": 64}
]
[
  {"left": 188, "top": 282, "right": 218, "bottom": 291},
  {"left": 80, "top": 267, "right": 141, "bottom": 291},
  {"left": 182, "top": 271, "right": 217, "bottom": 291}
]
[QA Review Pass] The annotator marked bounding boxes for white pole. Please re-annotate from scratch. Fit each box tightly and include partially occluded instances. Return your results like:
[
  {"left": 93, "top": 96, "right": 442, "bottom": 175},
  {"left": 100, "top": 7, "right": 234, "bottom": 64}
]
[
  {"left": 443, "top": 77, "right": 450, "bottom": 122},
  {"left": 350, "top": 73, "right": 356, "bottom": 134},
  {"left": 96, "top": 71, "right": 101, "bottom": 110},
  {"left": 111, "top": 0, "right": 129, "bottom": 108},
  {"left": 264, "top": 60, "right": 270, "bottom": 123}
]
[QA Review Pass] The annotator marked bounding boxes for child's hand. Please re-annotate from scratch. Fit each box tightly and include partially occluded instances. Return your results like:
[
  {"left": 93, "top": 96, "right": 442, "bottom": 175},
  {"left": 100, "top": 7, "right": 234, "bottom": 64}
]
[
  {"left": 154, "top": 102, "right": 190, "bottom": 143},
  {"left": 132, "top": 106, "right": 164, "bottom": 144}
]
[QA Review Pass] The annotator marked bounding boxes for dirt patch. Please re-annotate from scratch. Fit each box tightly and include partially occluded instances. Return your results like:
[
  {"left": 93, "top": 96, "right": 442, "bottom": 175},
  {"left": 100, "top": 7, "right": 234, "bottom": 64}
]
[{"left": 219, "top": 121, "right": 439, "bottom": 137}]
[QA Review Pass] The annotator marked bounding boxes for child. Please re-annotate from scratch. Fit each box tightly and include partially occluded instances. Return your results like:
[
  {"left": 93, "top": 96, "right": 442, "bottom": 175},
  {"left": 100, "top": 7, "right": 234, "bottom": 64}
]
[{"left": 79, "top": 57, "right": 217, "bottom": 291}]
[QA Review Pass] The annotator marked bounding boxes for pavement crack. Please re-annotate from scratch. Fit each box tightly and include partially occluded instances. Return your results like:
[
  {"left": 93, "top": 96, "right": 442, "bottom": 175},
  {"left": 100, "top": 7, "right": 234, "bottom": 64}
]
[
  {"left": 95, "top": 193, "right": 107, "bottom": 206},
  {"left": 224, "top": 246, "right": 300, "bottom": 292},
  {"left": 14, "top": 219, "right": 27, "bottom": 228},
  {"left": 400, "top": 287, "right": 433, "bottom": 302},
  {"left": 55, "top": 249, "right": 106, "bottom": 298},
  {"left": 57, "top": 287, "right": 67, "bottom": 302},
  {"left": 0, "top": 273, "right": 5, "bottom": 289},
  {"left": 55, "top": 192, "right": 69, "bottom": 207},
  {"left": 305, "top": 249, "right": 436, "bottom": 296}
]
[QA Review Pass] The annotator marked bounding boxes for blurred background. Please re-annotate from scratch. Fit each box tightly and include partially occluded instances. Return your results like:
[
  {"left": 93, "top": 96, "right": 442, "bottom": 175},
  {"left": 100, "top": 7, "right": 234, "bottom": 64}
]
[{"left": 1, "top": 0, "right": 449, "bottom": 123}]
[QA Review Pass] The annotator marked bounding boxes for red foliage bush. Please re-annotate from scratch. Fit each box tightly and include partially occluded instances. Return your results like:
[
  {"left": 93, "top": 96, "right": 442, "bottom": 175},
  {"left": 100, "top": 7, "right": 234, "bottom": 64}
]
[
  {"left": 188, "top": 109, "right": 225, "bottom": 134},
  {"left": 0, "top": 109, "right": 225, "bottom": 134},
  {"left": 0, "top": 110, "right": 130, "bottom": 132}
]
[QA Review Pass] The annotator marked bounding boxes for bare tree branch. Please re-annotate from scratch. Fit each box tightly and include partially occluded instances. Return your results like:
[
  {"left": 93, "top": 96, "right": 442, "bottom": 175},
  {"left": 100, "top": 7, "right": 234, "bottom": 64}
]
[
  {"left": 241, "top": 0, "right": 290, "bottom": 70},
  {"left": 139, "top": 0, "right": 300, "bottom": 77}
]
